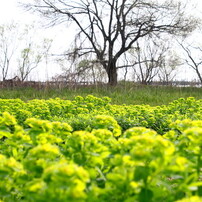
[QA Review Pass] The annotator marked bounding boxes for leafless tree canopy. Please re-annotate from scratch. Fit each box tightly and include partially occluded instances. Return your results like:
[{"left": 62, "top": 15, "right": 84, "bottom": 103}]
[
  {"left": 179, "top": 42, "right": 202, "bottom": 83},
  {"left": 24, "top": 0, "right": 199, "bottom": 85},
  {"left": 0, "top": 23, "right": 19, "bottom": 81}
]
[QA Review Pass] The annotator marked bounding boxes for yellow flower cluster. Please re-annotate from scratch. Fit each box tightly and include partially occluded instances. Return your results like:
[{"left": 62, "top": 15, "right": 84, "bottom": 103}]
[{"left": 0, "top": 96, "right": 201, "bottom": 201}]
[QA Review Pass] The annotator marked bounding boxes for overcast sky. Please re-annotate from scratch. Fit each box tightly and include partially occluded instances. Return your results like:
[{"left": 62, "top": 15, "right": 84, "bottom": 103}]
[
  {"left": 0, "top": 0, "right": 72, "bottom": 80},
  {"left": 1, "top": 0, "right": 201, "bottom": 34},
  {"left": 0, "top": 0, "right": 202, "bottom": 81},
  {"left": 0, "top": 0, "right": 200, "bottom": 20},
  {"left": 0, "top": 1, "right": 28, "bottom": 23}
]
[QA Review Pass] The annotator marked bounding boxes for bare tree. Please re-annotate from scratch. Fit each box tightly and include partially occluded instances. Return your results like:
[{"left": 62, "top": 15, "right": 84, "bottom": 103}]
[
  {"left": 130, "top": 39, "right": 168, "bottom": 84},
  {"left": 24, "top": 0, "right": 198, "bottom": 85},
  {"left": 158, "top": 50, "right": 181, "bottom": 84},
  {"left": 55, "top": 54, "right": 107, "bottom": 85},
  {"left": 18, "top": 43, "right": 41, "bottom": 81},
  {"left": 0, "top": 23, "right": 19, "bottom": 81},
  {"left": 17, "top": 38, "right": 52, "bottom": 82},
  {"left": 77, "top": 59, "right": 107, "bottom": 84},
  {"left": 179, "top": 42, "right": 202, "bottom": 83}
]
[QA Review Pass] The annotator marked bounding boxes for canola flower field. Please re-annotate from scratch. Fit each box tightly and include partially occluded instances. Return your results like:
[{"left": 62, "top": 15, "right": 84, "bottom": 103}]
[{"left": 0, "top": 95, "right": 201, "bottom": 201}]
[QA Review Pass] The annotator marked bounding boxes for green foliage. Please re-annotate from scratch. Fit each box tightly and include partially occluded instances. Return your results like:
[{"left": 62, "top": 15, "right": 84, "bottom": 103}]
[
  {"left": 0, "top": 95, "right": 201, "bottom": 201},
  {"left": 1, "top": 85, "right": 202, "bottom": 106}
]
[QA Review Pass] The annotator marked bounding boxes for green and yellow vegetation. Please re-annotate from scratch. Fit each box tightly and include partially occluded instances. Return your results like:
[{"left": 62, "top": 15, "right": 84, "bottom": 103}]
[
  {"left": 0, "top": 95, "right": 201, "bottom": 201},
  {"left": 1, "top": 84, "right": 202, "bottom": 105}
]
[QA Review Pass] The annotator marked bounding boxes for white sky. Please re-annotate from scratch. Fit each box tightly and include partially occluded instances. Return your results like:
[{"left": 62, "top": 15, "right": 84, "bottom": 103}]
[
  {"left": 0, "top": 0, "right": 200, "bottom": 21},
  {"left": 0, "top": 0, "right": 73, "bottom": 81},
  {"left": 0, "top": 1, "right": 30, "bottom": 23},
  {"left": 0, "top": 0, "right": 202, "bottom": 81}
]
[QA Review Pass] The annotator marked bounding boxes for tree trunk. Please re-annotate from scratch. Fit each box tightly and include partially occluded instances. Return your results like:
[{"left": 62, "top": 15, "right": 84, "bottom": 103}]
[
  {"left": 107, "top": 61, "right": 118, "bottom": 86},
  {"left": 196, "top": 68, "right": 202, "bottom": 84}
]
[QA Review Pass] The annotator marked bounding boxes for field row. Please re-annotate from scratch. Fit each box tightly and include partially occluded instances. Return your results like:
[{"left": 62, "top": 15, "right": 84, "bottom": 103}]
[
  {"left": 1, "top": 95, "right": 202, "bottom": 134},
  {"left": 0, "top": 96, "right": 201, "bottom": 201}
]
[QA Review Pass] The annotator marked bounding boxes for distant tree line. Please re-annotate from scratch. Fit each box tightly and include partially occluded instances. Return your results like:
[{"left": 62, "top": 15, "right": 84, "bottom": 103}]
[
  {"left": 1, "top": 0, "right": 202, "bottom": 86},
  {"left": 0, "top": 23, "right": 52, "bottom": 82},
  {"left": 23, "top": 0, "right": 200, "bottom": 86}
]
